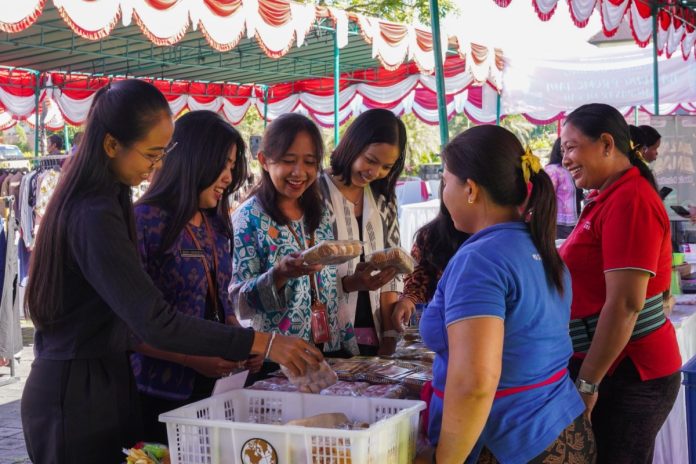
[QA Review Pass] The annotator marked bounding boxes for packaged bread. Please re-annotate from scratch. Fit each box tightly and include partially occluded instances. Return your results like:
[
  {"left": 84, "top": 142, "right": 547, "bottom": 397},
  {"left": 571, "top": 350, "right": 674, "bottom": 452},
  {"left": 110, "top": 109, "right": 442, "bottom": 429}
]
[
  {"left": 281, "top": 360, "right": 338, "bottom": 393},
  {"left": 362, "top": 384, "right": 409, "bottom": 399},
  {"left": 366, "top": 247, "right": 415, "bottom": 274},
  {"left": 248, "top": 377, "right": 299, "bottom": 392},
  {"left": 319, "top": 381, "right": 370, "bottom": 397},
  {"left": 302, "top": 240, "right": 362, "bottom": 266}
]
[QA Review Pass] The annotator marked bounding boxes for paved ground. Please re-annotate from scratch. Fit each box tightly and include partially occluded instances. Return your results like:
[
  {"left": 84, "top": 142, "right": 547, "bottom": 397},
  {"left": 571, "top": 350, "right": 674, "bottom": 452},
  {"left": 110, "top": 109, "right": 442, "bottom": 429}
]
[{"left": 0, "top": 323, "right": 33, "bottom": 464}]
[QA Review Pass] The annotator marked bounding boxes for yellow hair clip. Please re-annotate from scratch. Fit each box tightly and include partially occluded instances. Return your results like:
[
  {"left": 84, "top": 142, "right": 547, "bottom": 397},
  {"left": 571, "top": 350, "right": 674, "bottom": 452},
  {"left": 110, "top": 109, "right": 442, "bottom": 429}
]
[{"left": 520, "top": 147, "right": 541, "bottom": 184}]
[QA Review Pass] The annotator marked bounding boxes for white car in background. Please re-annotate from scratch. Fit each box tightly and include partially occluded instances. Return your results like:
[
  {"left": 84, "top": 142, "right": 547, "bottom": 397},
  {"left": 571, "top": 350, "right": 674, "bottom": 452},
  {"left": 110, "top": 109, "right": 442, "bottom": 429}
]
[{"left": 0, "top": 144, "right": 29, "bottom": 169}]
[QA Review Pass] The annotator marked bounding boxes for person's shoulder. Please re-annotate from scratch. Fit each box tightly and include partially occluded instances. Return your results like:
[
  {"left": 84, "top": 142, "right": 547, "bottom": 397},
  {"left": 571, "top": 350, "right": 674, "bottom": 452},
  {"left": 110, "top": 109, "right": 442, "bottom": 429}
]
[{"left": 232, "top": 196, "right": 265, "bottom": 227}]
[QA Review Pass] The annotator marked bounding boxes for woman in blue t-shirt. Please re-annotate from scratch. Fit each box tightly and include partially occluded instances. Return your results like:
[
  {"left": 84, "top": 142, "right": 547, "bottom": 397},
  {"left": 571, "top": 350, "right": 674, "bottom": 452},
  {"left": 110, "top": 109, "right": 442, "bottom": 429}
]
[{"left": 416, "top": 126, "right": 595, "bottom": 464}]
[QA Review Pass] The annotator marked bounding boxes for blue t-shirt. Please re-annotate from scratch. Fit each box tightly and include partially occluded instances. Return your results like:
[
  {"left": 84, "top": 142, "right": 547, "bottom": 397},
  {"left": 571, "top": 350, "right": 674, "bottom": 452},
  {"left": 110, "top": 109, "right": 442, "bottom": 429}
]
[{"left": 420, "top": 222, "right": 584, "bottom": 464}]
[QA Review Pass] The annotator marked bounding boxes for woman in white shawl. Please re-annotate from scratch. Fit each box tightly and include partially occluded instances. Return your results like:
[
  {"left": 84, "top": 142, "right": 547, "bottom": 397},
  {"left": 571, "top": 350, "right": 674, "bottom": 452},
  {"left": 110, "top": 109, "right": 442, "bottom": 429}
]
[{"left": 318, "top": 109, "right": 407, "bottom": 356}]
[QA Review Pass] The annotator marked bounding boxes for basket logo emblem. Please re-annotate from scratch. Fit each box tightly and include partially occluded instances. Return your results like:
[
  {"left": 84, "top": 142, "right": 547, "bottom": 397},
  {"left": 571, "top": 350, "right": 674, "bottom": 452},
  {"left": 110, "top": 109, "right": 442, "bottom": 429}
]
[{"left": 240, "top": 438, "right": 279, "bottom": 464}]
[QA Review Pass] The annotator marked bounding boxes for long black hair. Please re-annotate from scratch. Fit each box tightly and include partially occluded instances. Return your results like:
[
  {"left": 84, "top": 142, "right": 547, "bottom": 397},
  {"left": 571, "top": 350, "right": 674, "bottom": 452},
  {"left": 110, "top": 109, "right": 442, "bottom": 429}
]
[
  {"left": 138, "top": 110, "right": 247, "bottom": 255},
  {"left": 565, "top": 104, "right": 657, "bottom": 191},
  {"left": 547, "top": 138, "right": 563, "bottom": 165},
  {"left": 27, "top": 79, "right": 172, "bottom": 329},
  {"left": 252, "top": 113, "right": 325, "bottom": 234},
  {"left": 639, "top": 124, "right": 662, "bottom": 147},
  {"left": 442, "top": 125, "right": 565, "bottom": 293},
  {"left": 330, "top": 109, "right": 407, "bottom": 202},
  {"left": 413, "top": 185, "right": 469, "bottom": 300},
  {"left": 629, "top": 125, "right": 646, "bottom": 151}
]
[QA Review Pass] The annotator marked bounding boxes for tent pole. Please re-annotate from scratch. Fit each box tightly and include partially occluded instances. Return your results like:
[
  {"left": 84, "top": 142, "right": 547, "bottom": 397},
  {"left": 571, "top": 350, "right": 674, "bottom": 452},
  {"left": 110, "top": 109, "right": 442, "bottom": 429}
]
[
  {"left": 64, "top": 124, "right": 70, "bottom": 152},
  {"left": 634, "top": 105, "right": 639, "bottom": 125},
  {"left": 34, "top": 71, "right": 40, "bottom": 157},
  {"left": 262, "top": 86, "right": 268, "bottom": 129},
  {"left": 333, "top": 29, "right": 340, "bottom": 145},
  {"left": 496, "top": 92, "right": 501, "bottom": 126},
  {"left": 652, "top": 6, "right": 659, "bottom": 116},
  {"left": 429, "top": 0, "right": 449, "bottom": 147}
]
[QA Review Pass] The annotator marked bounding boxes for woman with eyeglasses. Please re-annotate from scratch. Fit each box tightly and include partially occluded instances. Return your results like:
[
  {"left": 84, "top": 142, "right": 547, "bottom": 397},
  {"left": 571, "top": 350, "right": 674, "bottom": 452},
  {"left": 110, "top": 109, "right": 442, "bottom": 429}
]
[
  {"left": 20, "top": 80, "right": 322, "bottom": 463},
  {"left": 129, "top": 110, "right": 264, "bottom": 443}
]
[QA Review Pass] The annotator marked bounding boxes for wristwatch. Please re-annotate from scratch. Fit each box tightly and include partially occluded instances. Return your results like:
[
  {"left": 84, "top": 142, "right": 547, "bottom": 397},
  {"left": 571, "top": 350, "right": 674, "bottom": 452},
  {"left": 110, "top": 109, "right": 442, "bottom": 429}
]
[{"left": 575, "top": 378, "right": 599, "bottom": 395}]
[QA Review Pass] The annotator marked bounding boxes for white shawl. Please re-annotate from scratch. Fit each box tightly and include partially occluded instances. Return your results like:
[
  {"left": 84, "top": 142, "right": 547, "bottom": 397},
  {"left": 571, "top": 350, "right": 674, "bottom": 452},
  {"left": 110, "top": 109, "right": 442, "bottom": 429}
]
[{"left": 320, "top": 172, "right": 403, "bottom": 340}]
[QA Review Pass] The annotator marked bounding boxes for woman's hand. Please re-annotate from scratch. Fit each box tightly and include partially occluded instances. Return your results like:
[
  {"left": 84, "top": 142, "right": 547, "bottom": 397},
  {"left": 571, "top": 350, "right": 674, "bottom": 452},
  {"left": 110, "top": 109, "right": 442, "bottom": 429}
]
[
  {"left": 267, "top": 334, "right": 324, "bottom": 377},
  {"left": 392, "top": 298, "right": 416, "bottom": 332},
  {"left": 343, "top": 262, "right": 397, "bottom": 293},
  {"left": 414, "top": 447, "right": 435, "bottom": 463},
  {"left": 378, "top": 336, "right": 397, "bottom": 356},
  {"left": 244, "top": 354, "right": 264, "bottom": 374},
  {"left": 579, "top": 392, "right": 597, "bottom": 423},
  {"left": 183, "top": 355, "right": 242, "bottom": 378},
  {"left": 274, "top": 252, "right": 323, "bottom": 289}
]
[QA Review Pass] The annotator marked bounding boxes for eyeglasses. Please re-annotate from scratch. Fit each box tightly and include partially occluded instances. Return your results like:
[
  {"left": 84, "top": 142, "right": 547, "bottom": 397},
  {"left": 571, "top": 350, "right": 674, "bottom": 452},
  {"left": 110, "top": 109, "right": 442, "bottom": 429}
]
[{"left": 133, "top": 141, "right": 178, "bottom": 166}]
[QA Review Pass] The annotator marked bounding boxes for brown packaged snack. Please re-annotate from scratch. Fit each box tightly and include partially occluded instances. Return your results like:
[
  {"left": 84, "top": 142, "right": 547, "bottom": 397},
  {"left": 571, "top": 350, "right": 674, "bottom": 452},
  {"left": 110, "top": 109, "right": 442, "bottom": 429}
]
[
  {"left": 302, "top": 240, "right": 362, "bottom": 265},
  {"left": 366, "top": 247, "right": 415, "bottom": 274}
]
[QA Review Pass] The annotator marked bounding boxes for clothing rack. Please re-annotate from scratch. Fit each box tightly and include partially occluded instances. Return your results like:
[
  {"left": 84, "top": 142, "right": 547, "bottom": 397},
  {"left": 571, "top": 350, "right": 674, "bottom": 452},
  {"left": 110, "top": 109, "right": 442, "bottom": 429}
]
[{"left": 0, "top": 195, "right": 19, "bottom": 387}]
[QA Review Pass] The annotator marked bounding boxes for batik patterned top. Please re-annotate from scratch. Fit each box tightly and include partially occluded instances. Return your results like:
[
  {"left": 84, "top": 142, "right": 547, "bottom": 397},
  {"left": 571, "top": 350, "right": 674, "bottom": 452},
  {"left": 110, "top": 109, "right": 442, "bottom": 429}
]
[
  {"left": 230, "top": 196, "right": 356, "bottom": 354},
  {"left": 130, "top": 204, "right": 235, "bottom": 400}
]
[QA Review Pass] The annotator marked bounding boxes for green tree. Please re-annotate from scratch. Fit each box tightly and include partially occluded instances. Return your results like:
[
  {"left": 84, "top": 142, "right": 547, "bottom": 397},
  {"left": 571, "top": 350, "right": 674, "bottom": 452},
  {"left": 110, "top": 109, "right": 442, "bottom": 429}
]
[
  {"left": 317, "top": 0, "right": 456, "bottom": 24},
  {"left": 14, "top": 124, "right": 30, "bottom": 153}
]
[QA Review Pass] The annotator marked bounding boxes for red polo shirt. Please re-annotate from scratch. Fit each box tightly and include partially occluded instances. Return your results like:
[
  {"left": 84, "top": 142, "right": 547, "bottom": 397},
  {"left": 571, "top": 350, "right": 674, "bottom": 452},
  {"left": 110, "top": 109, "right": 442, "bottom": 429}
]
[{"left": 559, "top": 167, "right": 681, "bottom": 380}]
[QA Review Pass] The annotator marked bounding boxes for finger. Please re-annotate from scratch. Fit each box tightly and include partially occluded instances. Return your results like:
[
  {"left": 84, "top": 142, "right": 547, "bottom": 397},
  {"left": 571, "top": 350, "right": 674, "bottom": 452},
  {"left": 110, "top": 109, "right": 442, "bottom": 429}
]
[
  {"left": 302, "top": 343, "right": 324, "bottom": 363},
  {"left": 361, "top": 262, "right": 377, "bottom": 273},
  {"left": 284, "top": 360, "right": 301, "bottom": 377}
]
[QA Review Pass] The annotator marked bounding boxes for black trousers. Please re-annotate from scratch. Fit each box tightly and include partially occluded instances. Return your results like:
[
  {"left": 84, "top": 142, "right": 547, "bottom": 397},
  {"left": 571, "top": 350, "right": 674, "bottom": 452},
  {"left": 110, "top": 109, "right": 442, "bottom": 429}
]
[
  {"left": 138, "top": 372, "right": 216, "bottom": 445},
  {"left": 569, "top": 357, "right": 681, "bottom": 464},
  {"left": 21, "top": 353, "right": 142, "bottom": 464}
]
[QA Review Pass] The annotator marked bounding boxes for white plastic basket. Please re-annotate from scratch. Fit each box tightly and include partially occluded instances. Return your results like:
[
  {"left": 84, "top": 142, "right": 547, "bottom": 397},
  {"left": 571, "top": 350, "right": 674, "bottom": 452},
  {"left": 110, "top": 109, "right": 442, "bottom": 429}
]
[{"left": 160, "top": 389, "right": 425, "bottom": 464}]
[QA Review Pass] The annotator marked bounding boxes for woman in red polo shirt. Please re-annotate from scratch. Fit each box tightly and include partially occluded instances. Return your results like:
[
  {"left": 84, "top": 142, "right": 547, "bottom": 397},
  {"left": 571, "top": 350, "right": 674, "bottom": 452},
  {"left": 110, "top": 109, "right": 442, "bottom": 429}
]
[{"left": 559, "top": 103, "right": 681, "bottom": 464}]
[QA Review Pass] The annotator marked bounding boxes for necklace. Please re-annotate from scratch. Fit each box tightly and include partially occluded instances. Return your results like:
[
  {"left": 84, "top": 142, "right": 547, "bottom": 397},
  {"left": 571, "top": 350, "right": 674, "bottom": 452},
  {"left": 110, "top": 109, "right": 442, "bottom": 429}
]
[{"left": 330, "top": 173, "right": 362, "bottom": 206}]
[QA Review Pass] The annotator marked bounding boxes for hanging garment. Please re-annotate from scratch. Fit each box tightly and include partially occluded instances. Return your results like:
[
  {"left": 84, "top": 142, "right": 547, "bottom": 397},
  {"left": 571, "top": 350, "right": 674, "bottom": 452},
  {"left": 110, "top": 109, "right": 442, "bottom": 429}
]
[{"left": 0, "top": 203, "right": 21, "bottom": 359}]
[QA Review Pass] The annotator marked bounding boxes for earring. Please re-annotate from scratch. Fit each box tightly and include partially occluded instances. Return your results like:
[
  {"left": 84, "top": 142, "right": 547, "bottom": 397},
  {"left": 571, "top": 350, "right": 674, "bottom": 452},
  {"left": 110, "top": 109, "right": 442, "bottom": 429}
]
[
  {"left": 467, "top": 197, "right": 474, "bottom": 204},
  {"left": 604, "top": 151, "right": 609, "bottom": 157}
]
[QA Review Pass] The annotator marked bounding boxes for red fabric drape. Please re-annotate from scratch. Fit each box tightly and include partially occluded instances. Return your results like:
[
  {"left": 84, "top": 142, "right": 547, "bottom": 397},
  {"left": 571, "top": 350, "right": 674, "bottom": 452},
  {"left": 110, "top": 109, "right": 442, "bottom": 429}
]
[
  {"left": 0, "top": 0, "right": 46, "bottom": 33},
  {"left": 204, "top": 0, "right": 243, "bottom": 17},
  {"left": 258, "top": 0, "right": 292, "bottom": 26},
  {"left": 145, "top": 0, "right": 180, "bottom": 10}
]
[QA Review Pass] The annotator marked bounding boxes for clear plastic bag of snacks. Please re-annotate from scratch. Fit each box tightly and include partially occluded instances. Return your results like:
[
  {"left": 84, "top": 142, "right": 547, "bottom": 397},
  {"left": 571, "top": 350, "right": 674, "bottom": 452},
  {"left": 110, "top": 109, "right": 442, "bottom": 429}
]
[
  {"left": 319, "top": 381, "right": 371, "bottom": 397},
  {"left": 365, "top": 247, "right": 415, "bottom": 274},
  {"left": 301, "top": 240, "right": 363, "bottom": 266},
  {"left": 281, "top": 360, "right": 339, "bottom": 393}
]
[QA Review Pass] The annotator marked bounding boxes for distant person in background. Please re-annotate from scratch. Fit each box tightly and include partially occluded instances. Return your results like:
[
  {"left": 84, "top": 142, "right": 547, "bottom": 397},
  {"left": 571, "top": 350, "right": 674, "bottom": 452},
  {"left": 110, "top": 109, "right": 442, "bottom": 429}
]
[
  {"left": 392, "top": 186, "right": 469, "bottom": 329},
  {"left": 629, "top": 125, "right": 647, "bottom": 159},
  {"left": 44, "top": 134, "right": 64, "bottom": 169},
  {"left": 690, "top": 205, "right": 696, "bottom": 224},
  {"left": 639, "top": 125, "right": 662, "bottom": 163},
  {"left": 47, "top": 134, "right": 63, "bottom": 156},
  {"left": 544, "top": 139, "right": 578, "bottom": 239},
  {"left": 70, "top": 131, "right": 84, "bottom": 156}
]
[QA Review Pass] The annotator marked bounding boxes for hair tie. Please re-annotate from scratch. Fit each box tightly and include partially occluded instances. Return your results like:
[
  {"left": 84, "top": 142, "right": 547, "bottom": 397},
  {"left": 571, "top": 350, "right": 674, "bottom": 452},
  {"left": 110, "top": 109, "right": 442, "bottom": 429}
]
[
  {"left": 520, "top": 147, "right": 542, "bottom": 185},
  {"left": 629, "top": 140, "right": 647, "bottom": 163}
]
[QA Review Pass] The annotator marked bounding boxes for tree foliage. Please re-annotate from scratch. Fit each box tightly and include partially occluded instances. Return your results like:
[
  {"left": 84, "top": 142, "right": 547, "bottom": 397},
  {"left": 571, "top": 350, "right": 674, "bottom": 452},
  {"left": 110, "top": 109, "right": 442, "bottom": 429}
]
[{"left": 317, "top": 0, "right": 457, "bottom": 24}]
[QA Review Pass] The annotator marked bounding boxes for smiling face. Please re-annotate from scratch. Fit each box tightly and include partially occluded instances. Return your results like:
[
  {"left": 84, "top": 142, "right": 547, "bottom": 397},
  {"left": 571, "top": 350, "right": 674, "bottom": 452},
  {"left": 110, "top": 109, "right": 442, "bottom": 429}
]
[
  {"left": 105, "top": 112, "right": 175, "bottom": 187},
  {"left": 349, "top": 143, "right": 399, "bottom": 187},
  {"left": 259, "top": 131, "right": 319, "bottom": 203},
  {"left": 560, "top": 122, "right": 613, "bottom": 190},
  {"left": 198, "top": 145, "right": 237, "bottom": 209}
]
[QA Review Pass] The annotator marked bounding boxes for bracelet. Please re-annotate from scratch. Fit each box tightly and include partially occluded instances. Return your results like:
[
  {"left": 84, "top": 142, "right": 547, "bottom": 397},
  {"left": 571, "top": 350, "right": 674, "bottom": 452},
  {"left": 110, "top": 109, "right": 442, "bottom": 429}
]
[
  {"left": 264, "top": 332, "right": 277, "bottom": 360},
  {"left": 382, "top": 330, "right": 402, "bottom": 340}
]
